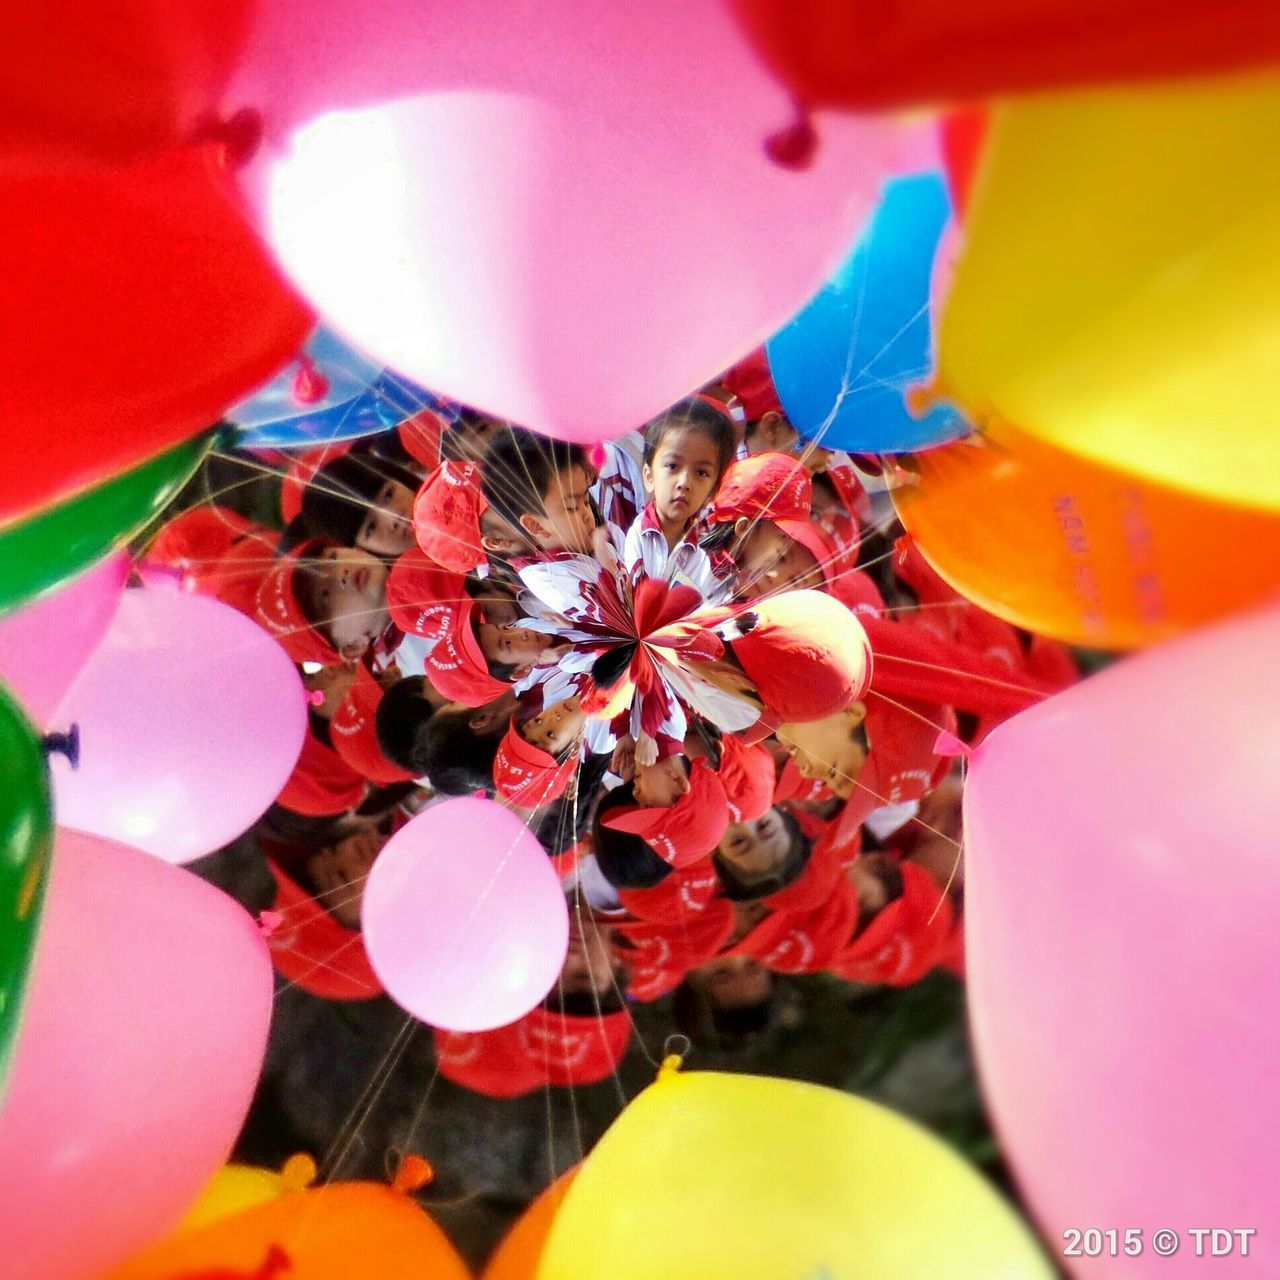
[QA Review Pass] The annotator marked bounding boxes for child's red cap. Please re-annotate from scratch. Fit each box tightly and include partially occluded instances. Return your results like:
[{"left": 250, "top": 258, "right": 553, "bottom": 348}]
[
  {"left": 616, "top": 898, "right": 736, "bottom": 972},
  {"left": 832, "top": 861, "right": 955, "bottom": 988},
  {"left": 386, "top": 547, "right": 466, "bottom": 640},
  {"left": 263, "top": 859, "right": 383, "bottom": 1001},
  {"left": 254, "top": 540, "right": 344, "bottom": 668},
  {"left": 514, "top": 1005, "right": 632, "bottom": 1089},
  {"left": 602, "top": 760, "right": 730, "bottom": 870},
  {"left": 707, "top": 452, "right": 812, "bottom": 525},
  {"left": 425, "top": 597, "right": 510, "bottom": 707},
  {"left": 398, "top": 407, "right": 446, "bottom": 472},
  {"left": 493, "top": 719, "right": 577, "bottom": 807},
  {"left": 432, "top": 1025, "right": 544, "bottom": 1099},
  {"left": 275, "top": 728, "right": 366, "bottom": 818},
  {"left": 863, "top": 693, "right": 956, "bottom": 808},
  {"left": 751, "top": 879, "right": 860, "bottom": 975},
  {"left": 717, "top": 736, "right": 776, "bottom": 823},
  {"left": 617, "top": 862, "right": 722, "bottom": 924},
  {"left": 330, "top": 667, "right": 416, "bottom": 787},
  {"left": 722, "top": 346, "right": 783, "bottom": 422},
  {"left": 732, "top": 590, "right": 871, "bottom": 724},
  {"left": 413, "top": 460, "right": 488, "bottom": 573}
]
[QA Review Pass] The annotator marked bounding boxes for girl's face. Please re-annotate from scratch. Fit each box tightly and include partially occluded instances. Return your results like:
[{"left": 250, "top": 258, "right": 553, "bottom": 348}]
[
  {"left": 779, "top": 704, "right": 867, "bottom": 801},
  {"left": 316, "top": 546, "right": 390, "bottom": 658},
  {"left": 734, "top": 521, "right": 821, "bottom": 599},
  {"left": 356, "top": 480, "right": 416, "bottom": 557},
  {"left": 643, "top": 427, "right": 721, "bottom": 534},
  {"left": 477, "top": 624, "right": 557, "bottom": 668},
  {"left": 521, "top": 695, "right": 585, "bottom": 758}
]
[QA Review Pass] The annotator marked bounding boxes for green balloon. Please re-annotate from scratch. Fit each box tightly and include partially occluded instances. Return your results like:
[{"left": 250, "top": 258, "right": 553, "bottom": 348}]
[
  {"left": 0, "top": 683, "right": 53, "bottom": 1092},
  {"left": 0, "top": 430, "right": 216, "bottom": 616}
]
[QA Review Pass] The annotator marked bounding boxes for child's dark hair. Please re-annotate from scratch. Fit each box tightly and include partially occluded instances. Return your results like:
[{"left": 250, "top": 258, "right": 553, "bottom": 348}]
[
  {"left": 287, "top": 542, "right": 340, "bottom": 634},
  {"left": 592, "top": 783, "right": 674, "bottom": 890},
  {"left": 408, "top": 706, "right": 502, "bottom": 796},
  {"left": 712, "top": 808, "right": 812, "bottom": 902},
  {"left": 481, "top": 427, "right": 589, "bottom": 531},
  {"left": 533, "top": 754, "right": 609, "bottom": 856},
  {"left": 300, "top": 453, "right": 419, "bottom": 549},
  {"left": 641, "top": 397, "right": 737, "bottom": 480},
  {"left": 374, "top": 677, "right": 435, "bottom": 773},
  {"left": 671, "top": 974, "right": 777, "bottom": 1050},
  {"left": 441, "top": 407, "right": 506, "bottom": 462}
]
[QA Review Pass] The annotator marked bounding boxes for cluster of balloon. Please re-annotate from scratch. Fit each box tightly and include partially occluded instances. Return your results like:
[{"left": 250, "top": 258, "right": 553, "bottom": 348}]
[
  {"left": 726, "top": 0, "right": 1280, "bottom": 107},
  {"left": 0, "top": 139, "right": 309, "bottom": 529},
  {"left": 0, "top": 432, "right": 212, "bottom": 614},
  {"left": 534, "top": 1062, "right": 1051, "bottom": 1279},
  {"left": 229, "top": 324, "right": 441, "bottom": 450},
  {"left": 0, "top": 830, "right": 273, "bottom": 1280},
  {"left": 362, "top": 795, "right": 570, "bottom": 1031},
  {"left": 963, "top": 605, "right": 1280, "bottom": 1276},
  {"left": 936, "top": 70, "right": 1280, "bottom": 512},
  {"left": 223, "top": 0, "right": 912, "bottom": 443},
  {"left": 481, "top": 1171, "right": 578, "bottom": 1280},
  {"left": 767, "top": 170, "right": 965, "bottom": 454},
  {"left": 104, "top": 1163, "right": 469, "bottom": 1280},
  {"left": 178, "top": 1155, "right": 319, "bottom": 1235},
  {"left": 893, "top": 426, "right": 1280, "bottom": 649},
  {"left": 49, "top": 588, "right": 308, "bottom": 864},
  {"left": 0, "top": 685, "right": 52, "bottom": 1094}
]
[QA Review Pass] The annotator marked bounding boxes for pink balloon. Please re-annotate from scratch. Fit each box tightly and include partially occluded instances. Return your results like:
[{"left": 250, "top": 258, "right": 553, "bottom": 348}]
[
  {"left": 231, "top": 0, "right": 901, "bottom": 442},
  {"left": 964, "top": 606, "right": 1280, "bottom": 1277},
  {"left": 0, "top": 829, "right": 272, "bottom": 1280},
  {"left": 0, "top": 552, "right": 127, "bottom": 728},
  {"left": 363, "top": 795, "right": 569, "bottom": 1032},
  {"left": 50, "top": 587, "right": 307, "bottom": 863}
]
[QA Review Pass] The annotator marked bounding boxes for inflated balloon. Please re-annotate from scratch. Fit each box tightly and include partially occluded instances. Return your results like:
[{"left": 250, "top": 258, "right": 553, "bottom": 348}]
[
  {"left": 0, "top": 142, "right": 309, "bottom": 527},
  {"left": 538, "top": 1063, "right": 1050, "bottom": 1279},
  {"left": 363, "top": 795, "right": 569, "bottom": 1031},
  {"left": 483, "top": 1170, "right": 576, "bottom": 1280},
  {"left": 0, "top": 432, "right": 212, "bottom": 615},
  {"left": 106, "top": 1182, "right": 469, "bottom": 1280},
  {"left": 0, "top": 685, "right": 52, "bottom": 1094},
  {"left": 728, "top": 0, "right": 1280, "bottom": 109},
  {"left": 940, "top": 108, "right": 987, "bottom": 220},
  {"left": 0, "top": 829, "right": 272, "bottom": 1280},
  {"left": 0, "top": 551, "right": 127, "bottom": 726},
  {"left": 938, "top": 72, "right": 1280, "bottom": 511},
  {"left": 231, "top": 0, "right": 900, "bottom": 442},
  {"left": 768, "top": 173, "right": 966, "bottom": 454},
  {"left": 180, "top": 1157, "right": 317, "bottom": 1233},
  {"left": 50, "top": 589, "right": 307, "bottom": 863},
  {"left": 230, "top": 323, "right": 442, "bottom": 449},
  {"left": 0, "top": 3, "right": 249, "bottom": 173},
  {"left": 964, "top": 606, "right": 1280, "bottom": 1277},
  {"left": 893, "top": 427, "right": 1280, "bottom": 649}
]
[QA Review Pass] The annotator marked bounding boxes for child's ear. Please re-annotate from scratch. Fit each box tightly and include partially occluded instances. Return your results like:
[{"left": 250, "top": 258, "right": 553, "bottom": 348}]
[
  {"left": 846, "top": 700, "right": 868, "bottom": 729},
  {"left": 338, "top": 638, "right": 370, "bottom": 662},
  {"left": 468, "top": 702, "right": 505, "bottom": 733},
  {"left": 757, "top": 411, "right": 787, "bottom": 447},
  {"left": 519, "top": 512, "right": 554, "bottom": 545},
  {"left": 481, "top": 531, "right": 522, "bottom": 554},
  {"left": 641, "top": 460, "right": 655, "bottom": 493},
  {"left": 733, "top": 516, "right": 752, "bottom": 540}
]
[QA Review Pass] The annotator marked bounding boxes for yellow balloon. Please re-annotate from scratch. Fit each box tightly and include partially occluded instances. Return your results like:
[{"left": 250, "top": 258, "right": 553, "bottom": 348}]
[
  {"left": 938, "top": 69, "right": 1280, "bottom": 512},
  {"left": 179, "top": 1156, "right": 317, "bottom": 1233},
  {"left": 537, "top": 1062, "right": 1050, "bottom": 1280}
]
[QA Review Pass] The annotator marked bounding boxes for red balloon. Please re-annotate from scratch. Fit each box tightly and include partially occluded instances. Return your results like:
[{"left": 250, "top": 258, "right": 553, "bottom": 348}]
[
  {"left": 0, "top": 2, "right": 251, "bottom": 173},
  {"left": 729, "top": 0, "right": 1280, "bottom": 108},
  {"left": 0, "top": 144, "right": 310, "bottom": 527}
]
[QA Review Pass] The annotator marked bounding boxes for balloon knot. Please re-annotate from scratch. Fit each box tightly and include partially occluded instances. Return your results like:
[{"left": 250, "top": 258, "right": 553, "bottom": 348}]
[
  {"left": 257, "top": 910, "right": 284, "bottom": 939},
  {"left": 658, "top": 1053, "right": 684, "bottom": 1081},
  {"left": 280, "top": 1152, "right": 318, "bottom": 1190},
  {"left": 306, "top": 688, "right": 327, "bottom": 708},
  {"left": 392, "top": 1154, "right": 434, "bottom": 1194},
  {"left": 42, "top": 725, "right": 80, "bottom": 770},
  {"left": 587, "top": 443, "right": 607, "bottom": 471},
  {"left": 257, "top": 1244, "right": 293, "bottom": 1278},
  {"left": 291, "top": 356, "right": 330, "bottom": 406},
  {"left": 903, "top": 381, "right": 936, "bottom": 420},
  {"left": 932, "top": 729, "right": 972, "bottom": 759},
  {"left": 764, "top": 100, "right": 818, "bottom": 171},
  {"left": 209, "top": 107, "right": 265, "bottom": 170}
]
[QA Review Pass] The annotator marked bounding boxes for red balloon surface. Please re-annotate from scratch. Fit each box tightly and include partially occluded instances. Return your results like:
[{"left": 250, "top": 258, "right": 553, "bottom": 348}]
[
  {"left": 730, "top": 0, "right": 1280, "bottom": 108},
  {"left": 0, "top": 2, "right": 251, "bottom": 172},
  {"left": 0, "top": 144, "right": 310, "bottom": 528}
]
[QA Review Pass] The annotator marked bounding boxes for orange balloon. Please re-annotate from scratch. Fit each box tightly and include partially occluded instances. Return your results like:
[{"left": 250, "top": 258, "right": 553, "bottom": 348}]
[
  {"left": 893, "top": 427, "right": 1280, "bottom": 648},
  {"left": 482, "top": 1170, "right": 577, "bottom": 1280},
  {"left": 104, "top": 1183, "right": 470, "bottom": 1280}
]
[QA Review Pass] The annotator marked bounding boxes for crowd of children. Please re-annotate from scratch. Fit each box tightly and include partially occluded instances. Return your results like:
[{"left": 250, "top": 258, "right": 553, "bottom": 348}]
[{"left": 147, "top": 348, "right": 1077, "bottom": 1098}]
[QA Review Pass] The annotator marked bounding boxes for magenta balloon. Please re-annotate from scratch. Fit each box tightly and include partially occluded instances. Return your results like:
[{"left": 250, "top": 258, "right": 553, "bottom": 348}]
[
  {"left": 0, "top": 552, "right": 127, "bottom": 728},
  {"left": 363, "top": 795, "right": 569, "bottom": 1032},
  {"left": 232, "top": 0, "right": 901, "bottom": 442},
  {"left": 50, "top": 588, "right": 307, "bottom": 863},
  {"left": 964, "top": 606, "right": 1280, "bottom": 1278},
  {"left": 0, "top": 829, "right": 273, "bottom": 1280}
]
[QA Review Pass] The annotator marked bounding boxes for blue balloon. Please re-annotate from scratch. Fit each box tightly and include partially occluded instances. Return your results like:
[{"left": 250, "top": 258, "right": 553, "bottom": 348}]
[
  {"left": 230, "top": 325, "right": 447, "bottom": 449},
  {"left": 766, "top": 172, "right": 967, "bottom": 454}
]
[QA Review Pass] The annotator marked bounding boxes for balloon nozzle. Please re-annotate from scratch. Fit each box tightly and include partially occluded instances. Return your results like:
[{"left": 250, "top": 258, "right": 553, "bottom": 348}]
[{"left": 42, "top": 724, "right": 80, "bottom": 769}]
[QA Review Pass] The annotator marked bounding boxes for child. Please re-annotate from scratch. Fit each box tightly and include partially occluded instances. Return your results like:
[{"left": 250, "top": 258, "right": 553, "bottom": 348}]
[
  {"left": 481, "top": 427, "right": 598, "bottom": 557},
  {"left": 295, "top": 452, "right": 421, "bottom": 558},
  {"left": 377, "top": 688, "right": 516, "bottom": 794},
  {"left": 623, "top": 398, "right": 736, "bottom": 573}
]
